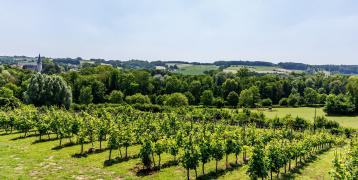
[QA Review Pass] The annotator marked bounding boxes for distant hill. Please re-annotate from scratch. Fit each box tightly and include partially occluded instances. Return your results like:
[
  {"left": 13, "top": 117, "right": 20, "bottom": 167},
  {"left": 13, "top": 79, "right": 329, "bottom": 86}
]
[{"left": 1, "top": 55, "right": 358, "bottom": 74}]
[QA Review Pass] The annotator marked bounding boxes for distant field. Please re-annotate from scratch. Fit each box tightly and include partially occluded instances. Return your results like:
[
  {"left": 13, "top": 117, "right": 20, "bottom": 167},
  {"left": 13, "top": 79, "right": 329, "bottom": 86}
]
[
  {"left": 224, "top": 65, "right": 302, "bottom": 74},
  {"left": 173, "top": 64, "right": 219, "bottom": 75},
  {"left": 253, "top": 107, "right": 358, "bottom": 128}
]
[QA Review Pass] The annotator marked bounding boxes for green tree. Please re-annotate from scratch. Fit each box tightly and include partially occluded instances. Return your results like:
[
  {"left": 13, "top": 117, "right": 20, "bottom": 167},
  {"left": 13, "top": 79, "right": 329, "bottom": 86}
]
[
  {"left": 199, "top": 140, "right": 211, "bottom": 175},
  {"left": 25, "top": 74, "right": 72, "bottom": 108},
  {"left": 79, "top": 86, "right": 93, "bottom": 104},
  {"left": 189, "top": 81, "right": 201, "bottom": 104},
  {"left": 200, "top": 90, "right": 214, "bottom": 106},
  {"left": 0, "top": 87, "right": 14, "bottom": 98},
  {"left": 184, "top": 91, "right": 195, "bottom": 105},
  {"left": 222, "top": 79, "right": 238, "bottom": 97},
  {"left": 125, "top": 93, "right": 151, "bottom": 104},
  {"left": 211, "top": 139, "right": 224, "bottom": 173},
  {"left": 303, "top": 87, "right": 319, "bottom": 105},
  {"left": 239, "top": 86, "right": 260, "bottom": 108},
  {"left": 154, "top": 139, "right": 167, "bottom": 169},
  {"left": 165, "top": 93, "right": 189, "bottom": 107},
  {"left": 346, "top": 76, "right": 358, "bottom": 112},
  {"left": 91, "top": 80, "right": 106, "bottom": 103},
  {"left": 324, "top": 94, "right": 355, "bottom": 115},
  {"left": 247, "top": 143, "right": 268, "bottom": 180},
  {"left": 288, "top": 88, "right": 300, "bottom": 107},
  {"left": 261, "top": 98, "right": 272, "bottom": 107},
  {"left": 108, "top": 90, "right": 124, "bottom": 103},
  {"left": 227, "top": 91, "right": 239, "bottom": 107}
]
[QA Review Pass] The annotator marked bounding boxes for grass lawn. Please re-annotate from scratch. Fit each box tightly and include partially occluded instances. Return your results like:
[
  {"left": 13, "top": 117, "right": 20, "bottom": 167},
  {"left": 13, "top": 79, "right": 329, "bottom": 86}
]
[
  {"left": 253, "top": 107, "right": 358, "bottom": 128},
  {"left": 0, "top": 129, "right": 342, "bottom": 179},
  {"left": 174, "top": 65, "right": 218, "bottom": 75}
]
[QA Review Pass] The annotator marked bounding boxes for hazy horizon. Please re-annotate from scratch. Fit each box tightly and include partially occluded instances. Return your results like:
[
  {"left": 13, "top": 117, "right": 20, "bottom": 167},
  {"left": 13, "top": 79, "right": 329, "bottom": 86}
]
[{"left": 1, "top": 0, "right": 357, "bottom": 65}]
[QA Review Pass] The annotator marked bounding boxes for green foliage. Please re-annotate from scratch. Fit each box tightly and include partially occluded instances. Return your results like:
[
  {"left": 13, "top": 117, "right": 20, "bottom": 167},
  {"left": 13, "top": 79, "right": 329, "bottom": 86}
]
[
  {"left": 239, "top": 86, "right": 260, "bottom": 108},
  {"left": 0, "top": 87, "right": 14, "bottom": 98},
  {"left": 288, "top": 89, "right": 301, "bottom": 107},
  {"left": 91, "top": 80, "right": 106, "bottom": 103},
  {"left": 213, "top": 97, "right": 225, "bottom": 108},
  {"left": 125, "top": 93, "right": 151, "bottom": 104},
  {"left": 189, "top": 81, "right": 201, "bottom": 104},
  {"left": 107, "top": 90, "right": 124, "bottom": 104},
  {"left": 330, "top": 142, "right": 358, "bottom": 179},
  {"left": 200, "top": 90, "right": 214, "bottom": 106},
  {"left": 227, "top": 91, "right": 239, "bottom": 107},
  {"left": 222, "top": 79, "right": 238, "bottom": 97},
  {"left": 304, "top": 87, "right": 319, "bottom": 105},
  {"left": 139, "top": 137, "right": 153, "bottom": 169},
  {"left": 261, "top": 98, "right": 272, "bottom": 107},
  {"left": 346, "top": 76, "right": 358, "bottom": 112},
  {"left": 184, "top": 91, "right": 195, "bottom": 105},
  {"left": 324, "top": 94, "right": 355, "bottom": 115},
  {"left": 164, "top": 93, "right": 189, "bottom": 107},
  {"left": 25, "top": 74, "right": 72, "bottom": 108},
  {"left": 79, "top": 86, "right": 93, "bottom": 104},
  {"left": 247, "top": 143, "right": 268, "bottom": 179},
  {"left": 279, "top": 98, "right": 288, "bottom": 106}
]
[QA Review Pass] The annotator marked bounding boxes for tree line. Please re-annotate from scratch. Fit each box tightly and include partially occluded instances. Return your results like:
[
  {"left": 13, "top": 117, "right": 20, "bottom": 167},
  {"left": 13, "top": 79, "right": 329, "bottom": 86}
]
[{"left": 1, "top": 64, "right": 358, "bottom": 115}]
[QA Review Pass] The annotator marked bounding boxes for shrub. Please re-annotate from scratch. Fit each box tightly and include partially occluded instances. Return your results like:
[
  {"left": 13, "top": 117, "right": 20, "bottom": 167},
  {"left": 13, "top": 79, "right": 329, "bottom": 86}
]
[
  {"left": 226, "top": 91, "right": 239, "bottom": 107},
  {"left": 108, "top": 90, "right": 124, "bottom": 104},
  {"left": 261, "top": 98, "right": 272, "bottom": 107},
  {"left": 279, "top": 98, "right": 288, "bottom": 106},
  {"left": 200, "top": 90, "right": 213, "bottom": 106},
  {"left": 213, "top": 97, "right": 225, "bottom": 108},
  {"left": 165, "top": 93, "right": 189, "bottom": 107},
  {"left": 324, "top": 94, "right": 355, "bottom": 115},
  {"left": 125, "top": 93, "right": 151, "bottom": 104}
]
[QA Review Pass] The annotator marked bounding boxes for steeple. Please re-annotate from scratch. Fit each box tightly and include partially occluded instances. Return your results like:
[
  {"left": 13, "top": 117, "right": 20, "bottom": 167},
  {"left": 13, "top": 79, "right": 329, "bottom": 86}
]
[{"left": 37, "top": 54, "right": 42, "bottom": 73}]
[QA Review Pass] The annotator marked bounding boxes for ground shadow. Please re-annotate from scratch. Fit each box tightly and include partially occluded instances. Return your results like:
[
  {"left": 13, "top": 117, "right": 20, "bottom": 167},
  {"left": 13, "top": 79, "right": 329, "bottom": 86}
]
[
  {"left": 10, "top": 133, "right": 39, "bottom": 140},
  {"left": 135, "top": 160, "right": 179, "bottom": 177},
  {"left": 72, "top": 147, "right": 109, "bottom": 158},
  {"left": 196, "top": 163, "right": 242, "bottom": 180},
  {"left": 52, "top": 141, "right": 78, "bottom": 150},
  {"left": 103, "top": 154, "right": 139, "bottom": 167},
  {"left": 0, "top": 131, "right": 23, "bottom": 136},
  {"left": 32, "top": 137, "right": 59, "bottom": 144}
]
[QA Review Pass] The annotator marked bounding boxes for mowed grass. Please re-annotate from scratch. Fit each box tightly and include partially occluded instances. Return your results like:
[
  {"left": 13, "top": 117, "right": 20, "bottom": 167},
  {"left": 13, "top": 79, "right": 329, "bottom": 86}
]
[
  {"left": 0, "top": 131, "right": 249, "bottom": 179},
  {"left": 175, "top": 65, "right": 219, "bottom": 75},
  {"left": 0, "top": 128, "right": 343, "bottom": 179},
  {"left": 253, "top": 107, "right": 358, "bottom": 128}
]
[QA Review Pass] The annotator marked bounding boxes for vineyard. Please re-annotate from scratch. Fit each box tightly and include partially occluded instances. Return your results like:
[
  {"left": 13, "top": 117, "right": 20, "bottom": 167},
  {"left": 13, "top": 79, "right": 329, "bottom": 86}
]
[{"left": 0, "top": 105, "right": 355, "bottom": 179}]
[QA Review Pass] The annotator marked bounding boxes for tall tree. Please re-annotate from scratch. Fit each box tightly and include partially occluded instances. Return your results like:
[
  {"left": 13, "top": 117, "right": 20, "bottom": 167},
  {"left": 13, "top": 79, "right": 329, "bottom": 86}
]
[{"left": 25, "top": 74, "right": 72, "bottom": 108}]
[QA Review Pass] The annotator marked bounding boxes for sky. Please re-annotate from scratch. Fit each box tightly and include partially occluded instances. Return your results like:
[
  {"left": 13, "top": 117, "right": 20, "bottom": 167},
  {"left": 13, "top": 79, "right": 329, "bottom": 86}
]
[{"left": 0, "top": 0, "right": 357, "bottom": 64}]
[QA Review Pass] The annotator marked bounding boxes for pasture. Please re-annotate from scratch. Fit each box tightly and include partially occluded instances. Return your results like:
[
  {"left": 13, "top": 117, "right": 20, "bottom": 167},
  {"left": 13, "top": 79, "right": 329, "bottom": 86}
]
[
  {"left": 254, "top": 107, "right": 358, "bottom": 128},
  {"left": 173, "top": 64, "right": 219, "bottom": 75},
  {"left": 223, "top": 65, "right": 302, "bottom": 74}
]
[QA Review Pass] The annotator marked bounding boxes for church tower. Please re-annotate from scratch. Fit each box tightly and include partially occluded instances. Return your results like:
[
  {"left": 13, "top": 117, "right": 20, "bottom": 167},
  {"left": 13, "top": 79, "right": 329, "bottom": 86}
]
[{"left": 37, "top": 54, "right": 42, "bottom": 73}]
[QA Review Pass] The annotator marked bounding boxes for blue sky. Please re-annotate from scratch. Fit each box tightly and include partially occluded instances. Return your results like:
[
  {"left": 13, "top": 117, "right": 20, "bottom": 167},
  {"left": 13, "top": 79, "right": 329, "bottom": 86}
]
[{"left": 0, "top": 0, "right": 357, "bottom": 64}]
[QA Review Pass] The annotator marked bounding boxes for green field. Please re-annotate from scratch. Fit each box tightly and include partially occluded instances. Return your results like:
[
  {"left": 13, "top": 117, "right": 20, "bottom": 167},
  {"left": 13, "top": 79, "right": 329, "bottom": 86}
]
[
  {"left": 253, "top": 107, "right": 358, "bottom": 128},
  {"left": 0, "top": 130, "right": 343, "bottom": 179},
  {"left": 224, "top": 65, "right": 301, "bottom": 74},
  {"left": 174, "top": 64, "right": 219, "bottom": 75}
]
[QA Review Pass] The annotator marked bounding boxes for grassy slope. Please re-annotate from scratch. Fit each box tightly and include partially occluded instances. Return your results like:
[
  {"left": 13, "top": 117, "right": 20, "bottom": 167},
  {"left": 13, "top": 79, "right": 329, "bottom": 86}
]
[
  {"left": 253, "top": 107, "right": 358, "bottom": 128},
  {"left": 224, "top": 65, "right": 303, "bottom": 74},
  {"left": 175, "top": 65, "right": 218, "bottom": 75},
  {"left": 226, "top": 65, "right": 277, "bottom": 71},
  {"left": 0, "top": 129, "right": 343, "bottom": 180}
]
